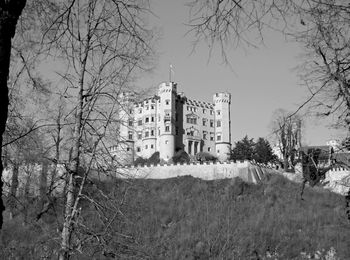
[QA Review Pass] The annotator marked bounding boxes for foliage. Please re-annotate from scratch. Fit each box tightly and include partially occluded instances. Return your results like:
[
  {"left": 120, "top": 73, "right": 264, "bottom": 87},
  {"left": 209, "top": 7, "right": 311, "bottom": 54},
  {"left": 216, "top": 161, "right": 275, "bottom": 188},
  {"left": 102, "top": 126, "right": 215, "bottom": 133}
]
[
  {"left": 134, "top": 156, "right": 148, "bottom": 166},
  {"left": 231, "top": 135, "right": 255, "bottom": 161},
  {"left": 253, "top": 137, "right": 277, "bottom": 164},
  {"left": 172, "top": 150, "right": 190, "bottom": 164},
  {"left": 134, "top": 152, "right": 160, "bottom": 166},
  {"left": 195, "top": 151, "right": 217, "bottom": 162},
  {"left": 231, "top": 136, "right": 276, "bottom": 164},
  {"left": 1, "top": 174, "right": 349, "bottom": 259},
  {"left": 148, "top": 151, "right": 160, "bottom": 165}
]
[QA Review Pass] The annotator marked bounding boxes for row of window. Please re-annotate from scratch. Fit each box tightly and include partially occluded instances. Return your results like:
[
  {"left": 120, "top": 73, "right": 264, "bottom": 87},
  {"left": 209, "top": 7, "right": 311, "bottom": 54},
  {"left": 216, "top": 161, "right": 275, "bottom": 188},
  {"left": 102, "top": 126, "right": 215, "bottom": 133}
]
[
  {"left": 186, "top": 107, "right": 221, "bottom": 115},
  {"left": 129, "top": 126, "right": 171, "bottom": 140},
  {"left": 129, "top": 145, "right": 216, "bottom": 153},
  {"left": 136, "top": 144, "right": 154, "bottom": 152},
  {"left": 130, "top": 129, "right": 222, "bottom": 141},
  {"left": 187, "top": 118, "right": 222, "bottom": 127}
]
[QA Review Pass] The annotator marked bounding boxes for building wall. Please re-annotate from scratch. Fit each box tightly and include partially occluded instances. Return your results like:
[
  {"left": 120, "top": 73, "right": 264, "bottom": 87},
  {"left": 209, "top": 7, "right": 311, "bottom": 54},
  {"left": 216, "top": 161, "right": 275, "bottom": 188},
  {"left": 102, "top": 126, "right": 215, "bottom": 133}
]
[{"left": 112, "top": 81, "right": 232, "bottom": 163}]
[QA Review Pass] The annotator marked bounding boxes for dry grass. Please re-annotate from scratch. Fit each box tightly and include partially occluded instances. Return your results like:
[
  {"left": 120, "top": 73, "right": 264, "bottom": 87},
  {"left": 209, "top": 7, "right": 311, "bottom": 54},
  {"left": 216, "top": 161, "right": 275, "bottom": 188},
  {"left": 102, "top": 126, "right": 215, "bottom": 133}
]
[{"left": 1, "top": 173, "right": 349, "bottom": 259}]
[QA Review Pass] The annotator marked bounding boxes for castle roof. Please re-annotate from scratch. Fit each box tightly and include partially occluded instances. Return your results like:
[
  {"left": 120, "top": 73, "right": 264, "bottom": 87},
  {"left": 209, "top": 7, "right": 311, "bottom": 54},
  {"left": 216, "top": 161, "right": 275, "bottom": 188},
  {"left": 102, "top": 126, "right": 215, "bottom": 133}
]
[{"left": 185, "top": 98, "right": 214, "bottom": 109}]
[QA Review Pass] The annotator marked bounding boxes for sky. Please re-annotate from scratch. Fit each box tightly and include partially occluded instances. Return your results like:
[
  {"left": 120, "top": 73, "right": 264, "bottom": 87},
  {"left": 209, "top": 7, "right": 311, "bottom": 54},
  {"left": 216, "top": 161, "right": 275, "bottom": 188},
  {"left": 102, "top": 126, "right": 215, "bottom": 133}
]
[{"left": 136, "top": 0, "right": 347, "bottom": 146}]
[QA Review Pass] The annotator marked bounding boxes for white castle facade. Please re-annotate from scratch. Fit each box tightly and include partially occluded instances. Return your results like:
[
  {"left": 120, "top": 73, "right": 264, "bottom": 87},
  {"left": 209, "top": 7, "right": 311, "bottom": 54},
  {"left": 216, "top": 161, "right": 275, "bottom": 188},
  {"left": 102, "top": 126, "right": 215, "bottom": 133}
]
[{"left": 111, "top": 81, "right": 232, "bottom": 164}]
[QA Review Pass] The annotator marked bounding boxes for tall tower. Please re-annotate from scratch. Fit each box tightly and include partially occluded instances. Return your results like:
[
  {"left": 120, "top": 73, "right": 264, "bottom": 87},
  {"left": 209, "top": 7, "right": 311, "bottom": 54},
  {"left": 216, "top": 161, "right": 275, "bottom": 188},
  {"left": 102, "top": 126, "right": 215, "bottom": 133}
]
[
  {"left": 113, "top": 91, "right": 135, "bottom": 165},
  {"left": 213, "top": 92, "right": 231, "bottom": 161},
  {"left": 158, "top": 82, "right": 177, "bottom": 161}
]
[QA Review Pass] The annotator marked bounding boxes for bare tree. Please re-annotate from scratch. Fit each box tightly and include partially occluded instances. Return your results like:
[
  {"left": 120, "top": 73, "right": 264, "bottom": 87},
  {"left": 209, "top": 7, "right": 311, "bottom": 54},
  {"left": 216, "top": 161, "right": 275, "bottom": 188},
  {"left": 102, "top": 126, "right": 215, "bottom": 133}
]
[
  {"left": 37, "top": 1, "right": 155, "bottom": 258},
  {"left": 270, "top": 109, "right": 302, "bottom": 171},
  {"left": 0, "top": 0, "right": 27, "bottom": 228}
]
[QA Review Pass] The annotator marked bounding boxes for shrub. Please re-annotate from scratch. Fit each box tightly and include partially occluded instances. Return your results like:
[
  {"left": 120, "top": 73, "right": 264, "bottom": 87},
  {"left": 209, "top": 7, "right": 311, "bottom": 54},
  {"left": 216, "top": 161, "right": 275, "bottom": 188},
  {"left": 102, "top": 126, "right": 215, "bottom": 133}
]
[
  {"left": 172, "top": 150, "right": 190, "bottom": 164},
  {"left": 195, "top": 151, "right": 217, "bottom": 162}
]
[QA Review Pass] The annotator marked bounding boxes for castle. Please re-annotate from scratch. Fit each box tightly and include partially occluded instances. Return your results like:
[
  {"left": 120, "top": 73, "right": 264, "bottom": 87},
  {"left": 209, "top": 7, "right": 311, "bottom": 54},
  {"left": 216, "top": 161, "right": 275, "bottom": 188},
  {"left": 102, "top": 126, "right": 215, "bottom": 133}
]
[{"left": 111, "top": 81, "right": 232, "bottom": 164}]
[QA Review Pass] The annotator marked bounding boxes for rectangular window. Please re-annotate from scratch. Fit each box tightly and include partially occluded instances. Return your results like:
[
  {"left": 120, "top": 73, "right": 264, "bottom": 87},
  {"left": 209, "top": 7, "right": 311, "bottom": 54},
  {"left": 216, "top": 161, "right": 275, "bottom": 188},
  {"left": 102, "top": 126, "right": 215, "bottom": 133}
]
[
  {"left": 129, "top": 109, "right": 133, "bottom": 114},
  {"left": 217, "top": 120, "right": 221, "bottom": 127},
  {"left": 203, "top": 131, "right": 207, "bottom": 139},
  {"left": 146, "top": 105, "right": 149, "bottom": 110},
  {"left": 203, "top": 109, "right": 206, "bottom": 114},
  {"left": 151, "top": 130, "right": 154, "bottom": 136},
  {"left": 165, "top": 125, "right": 170, "bottom": 132},
  {"left": 210, "top": 132, "right": 214, "bottom": 141},
  {"left": 210, "top": 110, "right": 214, "bottom": 115},
  {"left": 202, "top": 119, "right": 206, "bottom": 126},
  {"left": 217, "top": 135, "right": 221, "bottom": 141},
  {"left": 151, "top": 144, "right": 154, "bottom": 149},
  {"left": 128, "top": 120, "right": 133, "bottom": 126},
  {"left": 128, "top": 131, "right": 133, "bottom": 140},
  {"left": 138, "top": 120, "right": 142, "bottom": 126},
  {"left": 138, "top": 133, "right": 142, "bottom": 139},
  {"left": 137, "top": 147, "right": 141, "bottom": 152},
  {"left": 145, "top": 117, "right": 149, "bottom": 123},
  {"left": 145, "top": 131, "right": 149, "bottom": 137},
  {"left": 217, "top": 110, "right": 221, "bottom": 115},
  {"left": 210, "top": 120, "right": 214, "bottom": 127},
  {"left": 151, "top": 116, "right": 154, "bottom": 122},
  {"left": 145, "top": 145, "right": 148, "bottom": 149},
  {"left": 208, "top": 147, "right": 211, "bottom": 152},
  {"left": 151, "top": 105, "right": 154, "bottom": 110},
  {"left": 127, "top": 147, "right": 130, "bottom": 151},
  {"left": 187, "top": 117, "right": 197, "bottom": 124}
]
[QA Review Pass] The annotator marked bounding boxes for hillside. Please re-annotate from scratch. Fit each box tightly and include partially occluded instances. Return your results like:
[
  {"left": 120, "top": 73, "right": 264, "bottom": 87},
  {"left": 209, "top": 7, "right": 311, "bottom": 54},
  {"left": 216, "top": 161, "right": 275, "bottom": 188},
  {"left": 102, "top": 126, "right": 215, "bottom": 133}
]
[{"left": 1, "top": 173, "right": 349, "bottom": 259}]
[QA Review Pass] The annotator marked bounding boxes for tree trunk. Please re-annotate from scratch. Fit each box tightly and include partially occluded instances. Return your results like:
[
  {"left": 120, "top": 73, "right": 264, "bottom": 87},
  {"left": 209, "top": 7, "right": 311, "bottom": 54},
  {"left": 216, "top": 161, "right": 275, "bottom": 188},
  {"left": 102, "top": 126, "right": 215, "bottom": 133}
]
[
  {"left": 23, "top": 163, "right": 32, "bottom": 225},
  {"left": 59, "top": 32, "right": 90, "bottom": 260},
  {"left": 8, "top": 161, "right": 19, "bottom": 219},
  {"left": 39, "top": 160, "right": 48, "bottom": 209},
  {"left": 283, "top": 156, "right": 289, "bottom": 171},
  {"left": 0, "top": 0, "right": 27, "bottom": 229}
]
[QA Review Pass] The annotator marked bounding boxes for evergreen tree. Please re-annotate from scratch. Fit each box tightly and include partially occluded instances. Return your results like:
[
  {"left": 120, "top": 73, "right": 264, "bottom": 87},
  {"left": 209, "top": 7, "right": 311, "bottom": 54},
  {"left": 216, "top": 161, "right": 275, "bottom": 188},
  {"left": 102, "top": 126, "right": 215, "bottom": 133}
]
[
  {"left": 253, "top": 137, "right": 276, "bottom": 164},
  {"left": 231, "top": 135, "right": 255, "bottom": 161}
]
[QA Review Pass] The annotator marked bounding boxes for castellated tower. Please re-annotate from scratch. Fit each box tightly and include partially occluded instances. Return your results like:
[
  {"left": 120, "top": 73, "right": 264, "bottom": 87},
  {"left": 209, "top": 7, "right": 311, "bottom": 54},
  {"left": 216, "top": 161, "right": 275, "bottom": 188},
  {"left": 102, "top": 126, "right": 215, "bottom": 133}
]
[
  {"left": 213, "top": 92, "right": 232, "bottom": 161},
  {"left": 158, "top": 82, "right": 176, "bottom": 161}
]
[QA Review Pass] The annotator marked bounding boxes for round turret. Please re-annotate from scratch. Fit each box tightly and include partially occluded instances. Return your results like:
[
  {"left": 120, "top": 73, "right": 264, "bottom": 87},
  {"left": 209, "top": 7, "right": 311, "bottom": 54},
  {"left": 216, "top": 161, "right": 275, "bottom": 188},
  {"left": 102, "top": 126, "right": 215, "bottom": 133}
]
[
  {"left": 213, "top": 92, "right": 231, "bottom": 161},
  {"left": 158, "top": 82, "right": 177, "bottom": 161}
]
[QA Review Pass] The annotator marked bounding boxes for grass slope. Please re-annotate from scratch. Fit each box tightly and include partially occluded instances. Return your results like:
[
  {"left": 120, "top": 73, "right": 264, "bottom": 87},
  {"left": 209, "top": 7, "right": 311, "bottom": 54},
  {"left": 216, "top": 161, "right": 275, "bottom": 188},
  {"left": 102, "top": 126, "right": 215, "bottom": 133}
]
[{"left": 1, "top": 173, "right": 349, "bottom": 259}]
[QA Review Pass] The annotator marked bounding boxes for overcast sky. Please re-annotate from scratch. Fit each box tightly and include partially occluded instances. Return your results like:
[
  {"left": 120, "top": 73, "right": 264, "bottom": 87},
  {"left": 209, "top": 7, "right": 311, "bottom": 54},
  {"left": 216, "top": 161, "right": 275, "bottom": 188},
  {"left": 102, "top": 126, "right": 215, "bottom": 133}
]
[{"left": 136, "top": 0, "right": 347, "bottom": 146}]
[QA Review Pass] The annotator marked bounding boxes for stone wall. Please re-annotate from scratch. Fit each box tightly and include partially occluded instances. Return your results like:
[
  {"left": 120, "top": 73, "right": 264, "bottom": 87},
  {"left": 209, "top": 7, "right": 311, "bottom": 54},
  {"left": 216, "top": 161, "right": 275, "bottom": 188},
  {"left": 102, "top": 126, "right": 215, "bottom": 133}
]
[{"left": 117, "top": 160, "right": 279, "bottom": 184}]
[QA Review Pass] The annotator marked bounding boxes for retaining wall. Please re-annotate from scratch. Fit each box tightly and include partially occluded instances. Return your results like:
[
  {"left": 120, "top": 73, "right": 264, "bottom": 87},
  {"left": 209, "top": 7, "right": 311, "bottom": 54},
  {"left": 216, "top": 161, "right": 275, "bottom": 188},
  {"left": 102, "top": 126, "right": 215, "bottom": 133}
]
[{"left": 116, "top": 161, "right": 279, "bottom": 184}]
